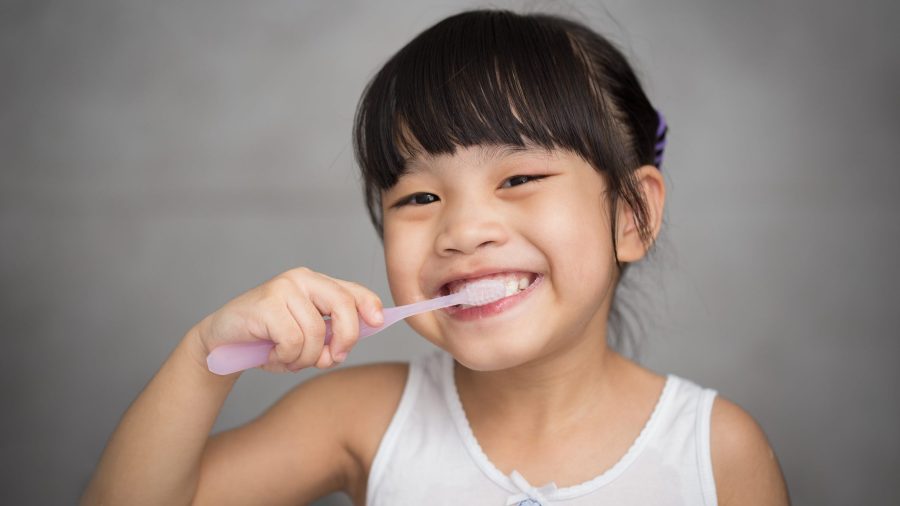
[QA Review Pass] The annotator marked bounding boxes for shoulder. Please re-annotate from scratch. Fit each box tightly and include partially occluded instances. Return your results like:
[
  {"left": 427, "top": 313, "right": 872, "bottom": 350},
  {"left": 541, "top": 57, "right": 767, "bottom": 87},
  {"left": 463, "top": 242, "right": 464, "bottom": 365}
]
[
  {"left": 290, "top": 360, "right": 410, "bottom": 452},
  {"left": 709, "top": 395, "right": 791, "bottom": 505},
  {"left": 299, "top": 360, "right": 410, "bottom": 404},
  {"left": 269, "top": 361, "right": 410, "bottom": 431},
  {"left": 195, "top": 361, "right": 410, "bottom": 505},
  {"left": 294, "top": 361, "right": 410, "bottom": 500}
]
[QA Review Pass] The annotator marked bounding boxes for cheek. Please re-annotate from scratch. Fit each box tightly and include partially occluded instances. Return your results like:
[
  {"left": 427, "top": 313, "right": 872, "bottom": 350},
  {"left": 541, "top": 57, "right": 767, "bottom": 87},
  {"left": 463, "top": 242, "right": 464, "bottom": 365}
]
[
  {"left": 383, "top": 221, "right": 428, "bottom": 304},
  {"left": 529, "top": 189, "right": 615, "bottom": 296},
  {"left": 383, "top": 234, "right": 406, "bottom": 299}
]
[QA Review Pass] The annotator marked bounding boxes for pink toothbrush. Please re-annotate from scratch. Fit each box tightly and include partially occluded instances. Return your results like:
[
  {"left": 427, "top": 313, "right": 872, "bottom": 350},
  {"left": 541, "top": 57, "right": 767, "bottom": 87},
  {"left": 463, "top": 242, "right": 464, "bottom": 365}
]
[{"left": 206, "top": 279, "right": 506, "bottom": 375}]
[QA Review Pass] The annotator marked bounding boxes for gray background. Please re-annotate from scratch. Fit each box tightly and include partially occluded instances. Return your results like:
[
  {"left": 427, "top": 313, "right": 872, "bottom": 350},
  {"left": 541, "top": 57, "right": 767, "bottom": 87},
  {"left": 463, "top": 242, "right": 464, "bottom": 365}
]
[{"left": 2, "top": 0, "right": 898, "bottom": 504}]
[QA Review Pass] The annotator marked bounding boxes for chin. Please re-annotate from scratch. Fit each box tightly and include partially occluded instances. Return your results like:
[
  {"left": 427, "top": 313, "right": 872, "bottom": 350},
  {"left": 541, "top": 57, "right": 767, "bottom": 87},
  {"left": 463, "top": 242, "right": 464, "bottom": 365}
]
[
  {"left": 412, "top": 316, "right": 549, "bottom": 372},
  {"left": 443, "top": 339, "right": 540, "bottom": 372}
]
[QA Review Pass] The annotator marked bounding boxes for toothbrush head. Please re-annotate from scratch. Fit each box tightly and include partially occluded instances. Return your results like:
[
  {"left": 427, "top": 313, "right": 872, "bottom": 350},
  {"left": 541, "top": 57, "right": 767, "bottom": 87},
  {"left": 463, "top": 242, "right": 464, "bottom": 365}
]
[{"left": 458, "top": 279, "right": 507, "bottom": 306}]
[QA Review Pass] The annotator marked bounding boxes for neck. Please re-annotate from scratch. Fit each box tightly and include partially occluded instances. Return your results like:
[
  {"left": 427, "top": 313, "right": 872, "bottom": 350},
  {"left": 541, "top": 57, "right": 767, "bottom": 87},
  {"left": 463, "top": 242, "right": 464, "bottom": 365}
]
[{"left": 454, "top": 326, "right": 629, "bottom": 438}]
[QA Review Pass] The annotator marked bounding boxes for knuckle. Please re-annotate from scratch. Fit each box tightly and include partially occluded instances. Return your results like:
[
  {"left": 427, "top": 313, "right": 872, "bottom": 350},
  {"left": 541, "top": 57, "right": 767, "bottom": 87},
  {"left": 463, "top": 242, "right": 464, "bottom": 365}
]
[
  {"left": 281, "top": 268, "right": 310, "bottom": 287},
  {"left": 284, "top": 329, "right": 304, "bottom": 347},
  {"left": 274, "top": 327, "right": 302, "bottom": 350},
  {"left": 334, "top": 306, "right": 358, "bottom": 330},
  {"left": 308, "top": 315, "right": 326, "bottom": 339},
  {"left": 266, "top": 277, "right": 294, "bottom": 296},
  {"left": 333, "top": 289, "right": 355, "bottom": 307},
  {"left": 260, "top": 278, "right": 288, "bottom": 303},
  {"left": 341, "top": 297, "right": 357, "bottom": 317},
  {"left": 343, "top": 280, "right": 364, "bottom": 292}
]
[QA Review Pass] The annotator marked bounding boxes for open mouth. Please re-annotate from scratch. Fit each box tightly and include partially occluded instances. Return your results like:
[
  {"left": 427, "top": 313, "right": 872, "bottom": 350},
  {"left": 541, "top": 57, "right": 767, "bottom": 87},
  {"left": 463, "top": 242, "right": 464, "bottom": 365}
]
[{"left": 440, "top": 271, "right": 539, "bottom": 308}]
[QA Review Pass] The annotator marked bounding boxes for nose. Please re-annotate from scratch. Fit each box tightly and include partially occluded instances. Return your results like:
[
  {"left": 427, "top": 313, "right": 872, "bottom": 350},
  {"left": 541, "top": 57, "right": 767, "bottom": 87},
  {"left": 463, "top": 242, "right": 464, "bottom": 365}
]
[{"left": 434, "top": 199, "right": 509, "bottom": 256}]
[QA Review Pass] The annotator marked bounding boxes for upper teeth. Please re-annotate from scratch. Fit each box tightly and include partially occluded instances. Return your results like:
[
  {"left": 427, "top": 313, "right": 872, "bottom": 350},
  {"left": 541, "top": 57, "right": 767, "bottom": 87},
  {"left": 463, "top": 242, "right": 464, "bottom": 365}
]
[{"left": 447, "top": 272, "right": 532, "bottom": 302}]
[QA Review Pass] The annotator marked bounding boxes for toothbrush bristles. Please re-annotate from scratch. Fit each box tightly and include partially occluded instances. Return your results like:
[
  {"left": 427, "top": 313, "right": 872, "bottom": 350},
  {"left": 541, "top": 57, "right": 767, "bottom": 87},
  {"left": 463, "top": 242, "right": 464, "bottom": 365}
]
[{"left": 463, "top": 280, "right": 507, "bottom": 306}]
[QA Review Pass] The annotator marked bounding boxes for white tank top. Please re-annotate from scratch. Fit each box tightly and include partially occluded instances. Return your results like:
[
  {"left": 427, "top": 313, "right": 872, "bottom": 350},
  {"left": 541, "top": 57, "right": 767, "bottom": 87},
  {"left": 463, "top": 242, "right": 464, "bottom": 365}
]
[{"left": 366, "top": 349, "right": 719, "bottom": 505}]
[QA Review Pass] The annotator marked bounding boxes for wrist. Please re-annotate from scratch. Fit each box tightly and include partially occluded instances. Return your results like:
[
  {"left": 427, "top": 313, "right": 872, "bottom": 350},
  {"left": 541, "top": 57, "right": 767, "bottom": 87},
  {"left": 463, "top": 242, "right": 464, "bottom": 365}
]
[{"left": 181, "top": 318, "right": 243, "bottom": 384}]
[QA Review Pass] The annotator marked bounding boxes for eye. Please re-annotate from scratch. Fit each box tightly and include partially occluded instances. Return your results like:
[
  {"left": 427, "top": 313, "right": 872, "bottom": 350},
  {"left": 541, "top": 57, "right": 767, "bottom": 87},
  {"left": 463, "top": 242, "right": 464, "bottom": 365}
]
[
  {"left": 394, "top": 192, "right": 439, "bottom": 207},
  {"left": 500, "top": 174, "right": 547, "bottom": 189}
]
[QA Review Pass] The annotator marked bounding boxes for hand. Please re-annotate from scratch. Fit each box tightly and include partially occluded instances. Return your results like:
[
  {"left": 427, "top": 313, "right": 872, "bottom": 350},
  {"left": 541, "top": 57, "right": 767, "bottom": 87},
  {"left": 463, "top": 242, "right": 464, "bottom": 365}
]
[{"left": 193, "top": 267, "right": 383, "bottom": 373}]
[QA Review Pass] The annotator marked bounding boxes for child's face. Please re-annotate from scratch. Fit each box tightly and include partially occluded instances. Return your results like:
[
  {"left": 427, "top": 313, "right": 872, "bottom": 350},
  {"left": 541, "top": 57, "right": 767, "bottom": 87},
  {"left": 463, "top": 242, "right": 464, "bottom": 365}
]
[{"left": 381, "top": 144, "right": 619, "bottom": 371}]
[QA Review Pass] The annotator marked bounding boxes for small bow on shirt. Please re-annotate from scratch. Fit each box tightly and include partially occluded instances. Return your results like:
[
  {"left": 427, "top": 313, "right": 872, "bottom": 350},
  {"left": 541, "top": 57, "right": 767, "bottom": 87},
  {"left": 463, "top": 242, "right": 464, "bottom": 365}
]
[{"left": 505, "top": 470, "right": 559, "bottom": 506}]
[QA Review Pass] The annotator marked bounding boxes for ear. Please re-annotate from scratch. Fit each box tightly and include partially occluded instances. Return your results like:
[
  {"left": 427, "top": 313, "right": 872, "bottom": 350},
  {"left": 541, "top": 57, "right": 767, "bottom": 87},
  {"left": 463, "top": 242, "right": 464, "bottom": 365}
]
[{"left": 615, "top": 165, "right": 666, "bottom": 263}]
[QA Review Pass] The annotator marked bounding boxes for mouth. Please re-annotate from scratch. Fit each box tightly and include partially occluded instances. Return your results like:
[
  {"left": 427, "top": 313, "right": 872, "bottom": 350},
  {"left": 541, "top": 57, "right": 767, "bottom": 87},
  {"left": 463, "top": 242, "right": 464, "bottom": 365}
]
[{"left": 438, "top": 271, "right": 543, "bottom": 319}]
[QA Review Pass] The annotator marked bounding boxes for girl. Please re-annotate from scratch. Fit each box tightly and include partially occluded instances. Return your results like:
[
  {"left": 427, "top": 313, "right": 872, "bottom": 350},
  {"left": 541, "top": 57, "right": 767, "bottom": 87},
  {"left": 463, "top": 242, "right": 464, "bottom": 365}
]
[{"left": 83, "top": 9, "right": 789, "bottom": 505}]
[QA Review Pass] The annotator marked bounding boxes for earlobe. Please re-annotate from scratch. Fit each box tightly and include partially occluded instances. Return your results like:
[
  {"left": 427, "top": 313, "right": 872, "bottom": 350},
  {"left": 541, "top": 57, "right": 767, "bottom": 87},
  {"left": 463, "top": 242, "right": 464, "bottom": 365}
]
[{"left": 615, "top": 165, "right": 666, "bottom": 263}]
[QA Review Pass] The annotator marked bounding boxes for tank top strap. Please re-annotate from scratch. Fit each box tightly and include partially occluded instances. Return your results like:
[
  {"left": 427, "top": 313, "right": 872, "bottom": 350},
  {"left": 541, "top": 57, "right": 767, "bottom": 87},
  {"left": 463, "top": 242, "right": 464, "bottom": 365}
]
[
  {"left": 366, "top": 349, "right": 448, "bottom": 503},
  {"left": 366, "top": 351, "right": 423, "bottom": 499},
  {"left": 642, "top": 374, "right": 719, "bottom": 506}
]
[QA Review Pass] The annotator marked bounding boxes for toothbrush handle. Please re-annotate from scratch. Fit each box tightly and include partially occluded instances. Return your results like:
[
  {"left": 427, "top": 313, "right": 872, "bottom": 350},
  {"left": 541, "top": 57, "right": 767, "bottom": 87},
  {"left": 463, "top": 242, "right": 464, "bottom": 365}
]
[
  {"left": 206, "top": 318, "right": 387, "bottom": 375},
  {"left": 206, "top": 293, "right": 463, "bottom": 375}
]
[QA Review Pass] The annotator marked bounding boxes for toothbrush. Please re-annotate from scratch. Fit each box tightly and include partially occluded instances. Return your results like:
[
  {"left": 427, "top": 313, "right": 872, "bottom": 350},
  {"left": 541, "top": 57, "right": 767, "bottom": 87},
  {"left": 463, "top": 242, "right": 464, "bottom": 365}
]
[{"left": 206, "top": 279, "right": 507, "bottom": 375}]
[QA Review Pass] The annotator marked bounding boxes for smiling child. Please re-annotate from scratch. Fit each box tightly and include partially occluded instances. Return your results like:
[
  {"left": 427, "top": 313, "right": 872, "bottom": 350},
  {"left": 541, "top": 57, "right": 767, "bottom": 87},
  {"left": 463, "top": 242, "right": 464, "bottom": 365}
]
[{"left": 84, "top": 9, "right": 790, "bottom": 506}]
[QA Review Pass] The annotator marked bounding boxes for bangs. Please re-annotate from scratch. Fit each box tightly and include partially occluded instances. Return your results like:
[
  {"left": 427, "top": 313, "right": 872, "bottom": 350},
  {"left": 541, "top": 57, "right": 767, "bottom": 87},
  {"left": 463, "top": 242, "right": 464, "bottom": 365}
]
[
  {"left": 354, "top": 10, "right": 630, "bottom": 194},
  {"left": 390, "top": 12, "right": 600, "bottom": 163}
]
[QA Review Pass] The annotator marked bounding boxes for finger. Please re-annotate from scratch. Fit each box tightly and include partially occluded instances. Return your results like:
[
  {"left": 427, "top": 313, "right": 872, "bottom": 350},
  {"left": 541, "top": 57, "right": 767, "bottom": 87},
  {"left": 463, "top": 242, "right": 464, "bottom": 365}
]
[
  {"left": 261, "top": 299, "right": 304, "bottom": 366},
  {"left": 330, "top": 279, "right": 384, "bottom": 328},
  {"left": 261, "top": 356, "right": 292, "bottom": 374},
  {"left": 284, "top": 295, "right": 327, "bottom": 371},
  {"left": 308, "top": 282, "right": 359, "bottom": 363},
  {"left": 314, "top": 345, "right": 336, "bottom": 369}
]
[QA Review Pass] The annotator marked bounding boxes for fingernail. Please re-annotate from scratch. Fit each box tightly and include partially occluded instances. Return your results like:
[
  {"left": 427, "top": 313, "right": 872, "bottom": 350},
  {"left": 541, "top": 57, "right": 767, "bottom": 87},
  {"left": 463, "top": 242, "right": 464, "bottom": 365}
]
[
  {"left": 372, "top": 306, "right": 384, "bottom": 326},
  {"left": 333, "top": 350, "right": 348, "bottom": 363}
]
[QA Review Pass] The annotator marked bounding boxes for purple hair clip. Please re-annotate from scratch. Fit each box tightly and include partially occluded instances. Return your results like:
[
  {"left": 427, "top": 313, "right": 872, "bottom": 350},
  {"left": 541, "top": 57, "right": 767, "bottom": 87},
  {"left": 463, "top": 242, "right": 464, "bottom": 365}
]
[{"left": 654, "top": 110, "right": 668, "bottom": 169}]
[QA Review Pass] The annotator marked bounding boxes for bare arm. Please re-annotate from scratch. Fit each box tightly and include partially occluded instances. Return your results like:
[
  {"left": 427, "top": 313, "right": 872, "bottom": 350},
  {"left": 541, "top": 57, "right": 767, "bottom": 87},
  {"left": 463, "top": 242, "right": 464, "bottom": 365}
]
[
  {"left": 81, "top": 268, "right": 384, "bottom": 505},
  {"left": 81, "top": 323, "right": 240, "bottom": 505},
  {"left": 711, "top": 396, "right": 791, "bottom": 505},
  {"left": 191, "top": 362, "right": 408, "bottom": 506}
]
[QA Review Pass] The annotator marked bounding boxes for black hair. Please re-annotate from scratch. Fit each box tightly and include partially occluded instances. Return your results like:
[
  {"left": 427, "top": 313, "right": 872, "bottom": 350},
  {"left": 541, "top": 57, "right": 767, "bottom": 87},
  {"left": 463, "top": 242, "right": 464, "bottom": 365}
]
[{"left": 352, "top": 9, "right": 665, "bottom": 352}]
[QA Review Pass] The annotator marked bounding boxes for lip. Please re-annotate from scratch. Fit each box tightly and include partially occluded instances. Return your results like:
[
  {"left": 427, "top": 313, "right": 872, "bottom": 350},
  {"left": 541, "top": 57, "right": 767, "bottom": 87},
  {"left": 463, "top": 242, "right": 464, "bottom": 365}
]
[{"left": 442, "top": 273, "right": 544, "bottom": 321}]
